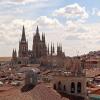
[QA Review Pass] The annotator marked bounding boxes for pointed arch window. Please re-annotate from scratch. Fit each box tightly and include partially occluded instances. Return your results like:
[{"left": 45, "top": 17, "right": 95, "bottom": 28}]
[
  {"left": 77, "top": 82, "right": 81, "bottom": 93},
  {"left": 71, "top": 82, "right": 75, "bottom": 93}
]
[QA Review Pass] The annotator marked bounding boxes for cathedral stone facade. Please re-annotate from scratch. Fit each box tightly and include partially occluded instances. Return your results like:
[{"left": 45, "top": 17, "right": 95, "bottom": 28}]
[{"left": 11, "top": 26, "right": 65, "bottom": 65}]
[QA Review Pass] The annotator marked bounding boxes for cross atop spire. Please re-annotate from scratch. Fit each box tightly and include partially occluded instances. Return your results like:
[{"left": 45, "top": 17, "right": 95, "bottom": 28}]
[{"left": 21, "top": 25, "right": 26, "bottom": 42}]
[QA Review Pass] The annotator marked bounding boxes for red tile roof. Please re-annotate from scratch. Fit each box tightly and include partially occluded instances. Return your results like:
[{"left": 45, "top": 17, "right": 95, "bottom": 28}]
[{"left": 0, "top": 83, "right": 69, "bottom": 100}]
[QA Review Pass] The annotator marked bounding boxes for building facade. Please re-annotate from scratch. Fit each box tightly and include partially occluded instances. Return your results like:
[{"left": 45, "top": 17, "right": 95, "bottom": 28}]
[
  {"left": 52, "top": 58, "right": 87, "bottom": 99},
  {"left": 11, "top": 26, "right": 65, "bottom": 65}
]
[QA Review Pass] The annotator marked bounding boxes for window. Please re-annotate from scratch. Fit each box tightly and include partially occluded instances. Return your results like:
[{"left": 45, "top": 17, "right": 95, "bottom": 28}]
[
  {"left": 63, "top": 85, "right": 66, "bottom": 91},
  {"left": 18, "top": 61, "right": 21, "bottom": 64},
  {"left": 58, "top": 81, "right": 61, "bottom": 90},
  {"left": 71, "top": 82, "right": 75, "bottom": 93},
  {"left": 77, "top": 82, "right": 81, "bottom": 93}
]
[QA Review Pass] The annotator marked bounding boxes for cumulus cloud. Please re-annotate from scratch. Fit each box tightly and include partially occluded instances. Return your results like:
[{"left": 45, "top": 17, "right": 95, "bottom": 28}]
[
  {"left": 34, "top": 16, "right": 63, "bottom": 28},
  {"left": 12, "top": 16, "right": 63, "bottom": 30},
  {"left": 53, "top": 3, "right": 88, "bottom": 19},
  {"left": 92, "top": 8, "right": 100, "bottom": 16}
]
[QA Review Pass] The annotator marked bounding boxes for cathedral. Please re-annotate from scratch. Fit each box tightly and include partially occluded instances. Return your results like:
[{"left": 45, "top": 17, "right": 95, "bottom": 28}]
[
  {"left": 11, "top": 26, "right": 87, "bottom": 99},
  {"left": 11, "top": 26, "right": 65, "bottom": 65}
]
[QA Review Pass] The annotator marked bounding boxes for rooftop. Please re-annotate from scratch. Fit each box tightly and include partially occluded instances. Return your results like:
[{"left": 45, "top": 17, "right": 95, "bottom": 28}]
[{"left": 0, "top": 83, "right": 69, "bottom": 100}]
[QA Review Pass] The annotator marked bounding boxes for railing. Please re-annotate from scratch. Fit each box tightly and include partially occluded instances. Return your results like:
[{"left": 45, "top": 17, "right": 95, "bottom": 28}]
[{"left": 53, "top": 71, "right": 86, "bottom": 77}]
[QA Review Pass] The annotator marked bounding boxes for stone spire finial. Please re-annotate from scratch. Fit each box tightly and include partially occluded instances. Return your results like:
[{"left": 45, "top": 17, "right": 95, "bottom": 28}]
[
  {"left": 21, "top": 25, "right": 26, "bottom": 42},
  {"left": 36, "top": 25, "right": 39, "bottom": 35}
]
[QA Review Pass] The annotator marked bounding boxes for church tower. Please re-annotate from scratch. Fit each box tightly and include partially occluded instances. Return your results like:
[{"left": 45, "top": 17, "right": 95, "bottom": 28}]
[
  {"left": 11, "top": 49, "right": 17, "bottom": 65},
  {"left": 32, "top": 26, "right": 41, "bottom": 58},
  {"left": 32, "top": 26, "right": 47, "bottom": 59},
  {"left": 18, "top": 26, "right": 29, "bottom": 64},
  {"left": 12, "top": 49, "right": 17, "bottom": 59}
]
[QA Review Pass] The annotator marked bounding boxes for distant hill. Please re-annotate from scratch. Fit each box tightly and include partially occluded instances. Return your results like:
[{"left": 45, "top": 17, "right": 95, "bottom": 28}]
[{"left": 0, "top": 57, "right": 11, "bottom": 62}]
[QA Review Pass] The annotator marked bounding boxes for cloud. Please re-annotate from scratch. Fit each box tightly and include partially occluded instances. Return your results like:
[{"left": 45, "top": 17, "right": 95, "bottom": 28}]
[
  {"left": 65, "top": 35, "right": 81, "bottom": 40},
  {"left": 66, "top": 20, "right": 100, "bottom": 41},
  {"left": 0, "top": 0, "right": 48, "bottom": 5},
  {"left": 92, "top": 8, "right": 100, "bottom": 16},
  {"left": 12, "top": 16, "right": 63, "bottom": 31},
  {"left": 34, "top": 16, "right": 63, "bottom": 29},
  {"left": 62, "top": 21, "right": 100, "bottom": 56},
  {"left": 53, "top": 3, "right": 88, "bottom": 19},
  {"left": 96, "top": 11, "right": 100, "bottom": 16}
]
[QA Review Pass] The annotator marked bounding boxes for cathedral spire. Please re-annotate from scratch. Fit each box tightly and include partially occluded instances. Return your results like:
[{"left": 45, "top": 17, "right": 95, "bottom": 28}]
[
  {"left": 42, "top": 33, "right": 45, "bottom": 43},
  {"left": 42, "top": 33, "right": 44, "bottom": 41},
  {"left": 53, "top": 43, "right": 55, "bottom": 53},
  {"left": 14, "top": 49, "right": 17, "bottom": 57},
  {"left": 60, "top": 43, "right": 62, "bottom": 52},
  {"left": 61, "top": 44, "right": 62, "bottom": 52},
  {"left": 12, "top": 49, "right": 14, "bottom": 58},
  {"left": 35, "top": 25, "right": 40, "bottom": 40},
  {"left": 47, "top": 44, "right": 49, "bottom": 55},
  {"left": 12, "top": 49, "right": 17, "bottom": 58},
  {"left": 57, "top": 43, "right": 60, "bottom": 56},
  {"left": 21, "top": 25, "right": 26, "bottom": 42},
  {"left": 51, "top": 43, "right": 53, "bottom": 56},
  {"left": 36, "top": 25, "right": 39, "bottom": 35},
  {"left": 43, "top": 33, "right": 45, "bottom": 43}
]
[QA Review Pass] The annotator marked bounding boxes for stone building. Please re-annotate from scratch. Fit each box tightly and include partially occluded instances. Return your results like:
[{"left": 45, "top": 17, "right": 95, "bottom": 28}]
[
  {"left": 11, "top": 25, "right": 65, "bottom": 65},
  {"left": 52, "top": 58, "right": 87, "bottom": 99}
]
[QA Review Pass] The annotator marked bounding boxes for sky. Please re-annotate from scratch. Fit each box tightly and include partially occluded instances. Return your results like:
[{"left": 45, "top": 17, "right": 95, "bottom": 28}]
[{"left": 0, "top": 0, "right": 100, "bottom": 57}]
